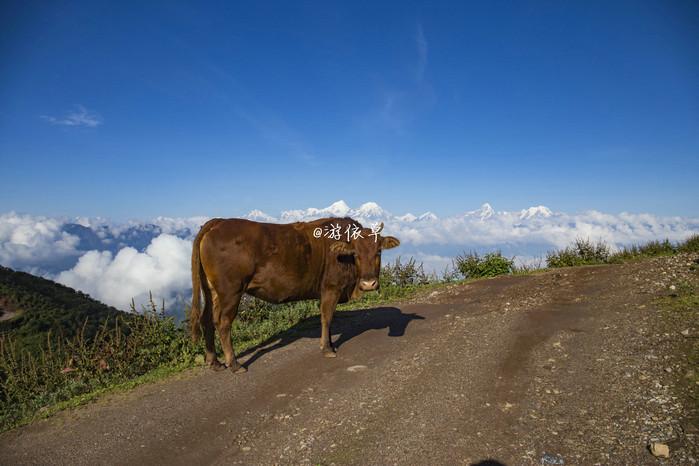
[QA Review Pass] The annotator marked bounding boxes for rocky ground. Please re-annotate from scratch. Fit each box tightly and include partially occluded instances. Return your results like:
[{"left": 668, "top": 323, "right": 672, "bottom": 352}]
[{"left": 1, "top": 254, "right": 697, "bottom": 465}]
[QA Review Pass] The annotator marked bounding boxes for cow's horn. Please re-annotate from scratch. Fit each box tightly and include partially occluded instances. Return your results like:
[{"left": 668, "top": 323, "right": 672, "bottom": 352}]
[{"left": 377, "top": 222, "right": 384, "bottom": 232}]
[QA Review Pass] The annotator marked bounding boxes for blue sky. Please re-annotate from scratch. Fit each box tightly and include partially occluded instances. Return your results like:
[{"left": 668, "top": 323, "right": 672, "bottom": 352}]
[{"left": 1, "top": 1, "right": 697, "bottom": 220}]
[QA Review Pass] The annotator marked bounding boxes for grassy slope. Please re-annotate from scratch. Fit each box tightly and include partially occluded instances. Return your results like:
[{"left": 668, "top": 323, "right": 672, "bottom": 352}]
[{"left": 0, "top": 266, "right": 128, "bottom": 351}]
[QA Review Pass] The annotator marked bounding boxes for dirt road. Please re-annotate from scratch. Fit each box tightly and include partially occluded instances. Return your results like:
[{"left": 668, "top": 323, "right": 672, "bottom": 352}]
[{"left": 1, "top": 255, "right": 698, "bottom": 465}]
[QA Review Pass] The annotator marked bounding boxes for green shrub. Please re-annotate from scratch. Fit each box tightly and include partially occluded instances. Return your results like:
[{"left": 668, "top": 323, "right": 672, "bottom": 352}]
[
  {"left": 550, "top": 235, "right": 699, "bottom": 268},
  {"left": 546, "top": 238, "right": 611, "bottom": 268},
  {"left": 611, "top": 239, "right": 676, "bottom": 262},
  {"left": 679, "top": 234, "right": 699, "bottom": 253},
  {"left": 380, "top": 256, "right": 432, "bottom": 287},
  {"left": 454, "top": 251, "right": 514, "bottom": 278}
]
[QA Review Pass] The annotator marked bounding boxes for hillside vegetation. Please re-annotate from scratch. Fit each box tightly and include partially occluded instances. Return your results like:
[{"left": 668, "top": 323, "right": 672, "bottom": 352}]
[
  {"left": 0, "top": 266, "right": 128, "bottom": 351},
  {"left": 546, "top": 235, "right": 699, "bottom": 268}
]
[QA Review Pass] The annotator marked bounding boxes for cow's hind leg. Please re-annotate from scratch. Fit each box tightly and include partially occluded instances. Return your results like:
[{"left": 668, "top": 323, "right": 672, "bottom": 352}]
[
  {"left": 202, "top": 284, "right": 224, "bottom": 371},
  {"left": 319, "top": 290, "right": 340, "bottom": 358},
  {"left": 216, "top": 290, "right": 247, "bottom": 373}
]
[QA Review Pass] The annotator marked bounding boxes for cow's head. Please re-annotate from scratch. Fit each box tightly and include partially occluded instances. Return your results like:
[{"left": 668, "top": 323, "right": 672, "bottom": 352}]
[{"left": 330, "top": 222, "right": 400, "bottom": 292}]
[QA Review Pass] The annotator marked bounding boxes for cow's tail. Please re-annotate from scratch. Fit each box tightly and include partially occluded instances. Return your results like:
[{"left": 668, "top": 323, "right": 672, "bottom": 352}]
[{"left": 190, "top": 219, "right": 220, "bottom": 342}]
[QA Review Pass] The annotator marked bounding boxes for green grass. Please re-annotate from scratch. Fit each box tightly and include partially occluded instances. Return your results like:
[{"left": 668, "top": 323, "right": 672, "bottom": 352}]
[
  {"left": 546, "top": 234, "right": 699, "bottom": 268},
  {"left": 0, "top": 300, "right": 196, "bottom": 432},
  {"left": 609, "top": 239, "right": 676, "bottom": 263},
  {"left": 679, "top": 234, "right": 699, "bottom": 253}
]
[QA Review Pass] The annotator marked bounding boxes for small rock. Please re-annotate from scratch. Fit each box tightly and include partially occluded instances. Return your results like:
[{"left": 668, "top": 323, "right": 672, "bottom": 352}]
[
  {"left": 681, "top": 329, "right": 690, "bottom": 337},
  {"left": 669, "top": 285, "right": 676, "bottom": 291},
  {"left": 650, "top": 442, "right": 670, "bottom": 458},
  {"left": 665, "top": 367, "right": 672, "bottom": 373},
  {"left": 347, "top": 365, "right": 368, "bottom": 372},
  {"left": 241, "top": 446, "right": 251, "bottom": 452},
  {"left": 540, "top": 452, "right": 564, "bottom": 465}
]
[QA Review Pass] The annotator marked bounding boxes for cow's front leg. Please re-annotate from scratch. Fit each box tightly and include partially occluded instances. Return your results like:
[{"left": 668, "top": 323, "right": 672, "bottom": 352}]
[{"left": 319, "top": 290, "right": 340, "bottom": 358}]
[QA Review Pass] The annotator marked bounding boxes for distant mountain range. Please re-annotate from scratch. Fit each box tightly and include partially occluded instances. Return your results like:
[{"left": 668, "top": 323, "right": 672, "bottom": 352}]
[
  {"left": 1, "top": 201, "right": 697, "bottom": 310},
  {"left": 13, "top": 200, "right": 562, "bottom": 275},
  {"left": 244, "top": 200, "right": 553, "bottom": 224}
]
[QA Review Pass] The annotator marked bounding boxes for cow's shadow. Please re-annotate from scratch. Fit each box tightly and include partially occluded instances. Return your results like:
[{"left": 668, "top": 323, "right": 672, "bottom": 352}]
[{"left": 238, "top": 306, "right": 424, "bottom": 369}]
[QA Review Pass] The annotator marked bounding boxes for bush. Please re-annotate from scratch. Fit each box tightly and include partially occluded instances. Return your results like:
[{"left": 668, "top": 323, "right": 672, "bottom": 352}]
[
  {"left": 453, "top": 251, "right": 514, "bottom": 278},
  {"left": 679, "top": 234, "right": 699, "bottom": 253},
  {"left": 546, "top": 238, "right": 611, "bottom": 268},
  {"left": 380, "top": 257, "right": 432, "bottom": 287},
  {"left": 611, "top": 239, "right": 676, "bottom": 262}
]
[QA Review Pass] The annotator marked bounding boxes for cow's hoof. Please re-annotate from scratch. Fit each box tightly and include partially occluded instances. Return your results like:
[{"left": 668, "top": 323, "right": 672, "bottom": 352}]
[
  {"left": 209, "top": 360, "right": 226, "bottom": 371},
  {"left": 322, "top": 348, "right": 337, "bottom": 358},
  {"left": 228, "top": 363, "right": 248, "bottom": 374}
]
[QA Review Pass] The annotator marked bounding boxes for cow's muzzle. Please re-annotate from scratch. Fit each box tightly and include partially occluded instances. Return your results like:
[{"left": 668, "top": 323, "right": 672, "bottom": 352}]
[{"left": 359, "top": 279, "right": 378, "bottom": 291}]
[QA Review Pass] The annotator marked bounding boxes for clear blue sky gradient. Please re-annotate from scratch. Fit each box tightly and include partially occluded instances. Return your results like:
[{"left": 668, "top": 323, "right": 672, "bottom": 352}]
[{"left": 1, "top": 1, "right": 697, "bottom": 220}]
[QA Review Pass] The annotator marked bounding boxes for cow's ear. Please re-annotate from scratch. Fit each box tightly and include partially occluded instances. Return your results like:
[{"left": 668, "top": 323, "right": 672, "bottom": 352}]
[
  {"left": 330, "top": 240, "right": 354, "bottom": 255},
  {"left": 381, "top": 236, "right": 400, "bottom": 250}
]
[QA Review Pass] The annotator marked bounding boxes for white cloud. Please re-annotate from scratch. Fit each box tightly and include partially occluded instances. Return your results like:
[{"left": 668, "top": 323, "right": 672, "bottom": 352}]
[
  {"left": 41, "top": 105, "right": 103, "bottom": 127},
  {"left": 56, "top": 234, "right": 192, "bottom": 310},
  {"left": 1, "top": 202, "right": 698, "bottom": 311},
  {"left": 0, "top": 212, "right": 81, "bottom": 272}
]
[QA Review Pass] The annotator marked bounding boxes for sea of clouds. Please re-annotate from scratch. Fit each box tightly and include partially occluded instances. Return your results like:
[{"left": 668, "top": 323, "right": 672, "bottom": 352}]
[{"left": 1, "top": 201, "right": 697, "bottom": 312}]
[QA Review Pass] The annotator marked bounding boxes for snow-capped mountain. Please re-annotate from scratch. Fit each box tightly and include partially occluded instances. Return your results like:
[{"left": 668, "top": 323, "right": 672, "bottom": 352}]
[
  {"left": 397, "top": 213, "right": 418, "bottom": 222},
  {"left": 245, "top": 210, "right": 276, "bottom": 222},
  {"left": 519, "top": 206, "right": 553, "bottom": 220},
  {"left": 417, "top": 212, "right": 439, "bottom": 222},
  {"left": 462, "top": 203, "right": 495, "bottom": 220},
  {"left": 277, "top": 200, "right": 389, "bottom": 223}
]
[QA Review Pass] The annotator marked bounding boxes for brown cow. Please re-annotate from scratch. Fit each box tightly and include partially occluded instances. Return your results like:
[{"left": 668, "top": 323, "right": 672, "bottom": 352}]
[{"left": 190, "top": 217, "right": 400, "bottom": 373}]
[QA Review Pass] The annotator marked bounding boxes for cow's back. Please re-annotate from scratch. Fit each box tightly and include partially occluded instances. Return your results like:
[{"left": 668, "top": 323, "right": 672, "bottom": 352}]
[{"left": 199, "top": 218, "right": 328, "bottom": 303}]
